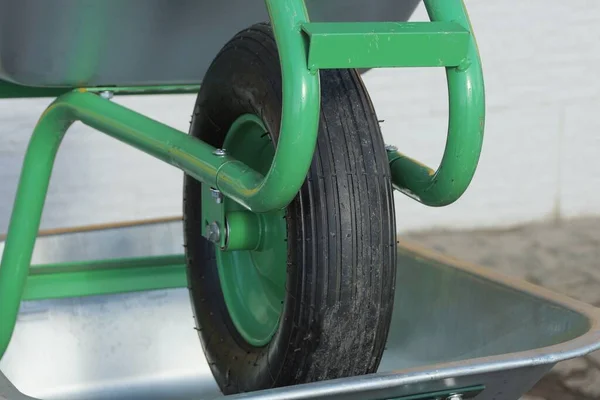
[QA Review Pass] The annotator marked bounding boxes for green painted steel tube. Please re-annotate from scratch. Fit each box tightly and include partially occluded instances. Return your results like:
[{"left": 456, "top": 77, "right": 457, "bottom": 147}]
[
  {"left": 388, "top": 0, "right": 485, "bottom": 206},
  {"left": 216, "top": 0, "right": 320, "bottom": 213},
  {"left": 24, "top": 255, "right": 187, "bottom": 301}
]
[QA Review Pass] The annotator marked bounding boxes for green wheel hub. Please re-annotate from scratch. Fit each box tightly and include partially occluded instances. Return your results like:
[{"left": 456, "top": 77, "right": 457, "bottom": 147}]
[{"left": 212, "top": 115, "right": 287, "bottom": 347}]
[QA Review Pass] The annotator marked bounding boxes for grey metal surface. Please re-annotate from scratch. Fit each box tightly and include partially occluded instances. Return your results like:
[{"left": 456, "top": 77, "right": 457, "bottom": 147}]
[
  {"left": 0, "top": 0, "right": 421, "bottom": 88},
  {"left": 1, "top": 222, "right": 600, "bottom": 399}
]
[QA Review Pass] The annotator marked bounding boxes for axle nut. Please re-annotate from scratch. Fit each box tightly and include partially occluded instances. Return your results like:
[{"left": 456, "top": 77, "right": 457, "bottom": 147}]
[
  {"left": 206, "top": 222, "right": 221, "bottom": 243},
  {"left": 385, "top": 144, "right": 398, "bottom": 152}
]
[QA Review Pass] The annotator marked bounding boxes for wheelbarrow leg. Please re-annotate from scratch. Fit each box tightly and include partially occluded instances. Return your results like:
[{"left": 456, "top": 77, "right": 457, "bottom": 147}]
[{"left": 0, "top": 109, "right": 70, "bottom": 358}]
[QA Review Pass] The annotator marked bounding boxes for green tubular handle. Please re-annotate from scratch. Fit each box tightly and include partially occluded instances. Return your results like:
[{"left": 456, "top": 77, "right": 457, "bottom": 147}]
[{"left": 388, "top": 0, "right": 485, "bottom": 206}]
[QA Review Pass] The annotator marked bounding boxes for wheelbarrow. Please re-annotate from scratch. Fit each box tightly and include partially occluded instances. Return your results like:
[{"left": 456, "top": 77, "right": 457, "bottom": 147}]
[{"left": 0, "top": 0, "right": 597, "bottom": 399}]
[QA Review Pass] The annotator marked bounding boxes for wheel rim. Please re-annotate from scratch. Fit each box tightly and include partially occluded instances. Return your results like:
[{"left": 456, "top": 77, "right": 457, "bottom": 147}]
[{"left": 214, "top": 114, "right": 287, "bottom": 347}]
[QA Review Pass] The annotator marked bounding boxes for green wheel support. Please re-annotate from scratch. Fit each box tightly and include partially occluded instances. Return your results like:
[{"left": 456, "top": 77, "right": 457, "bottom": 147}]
[{"left": 217, "top": 114, "right": 288, "bottom": 347}]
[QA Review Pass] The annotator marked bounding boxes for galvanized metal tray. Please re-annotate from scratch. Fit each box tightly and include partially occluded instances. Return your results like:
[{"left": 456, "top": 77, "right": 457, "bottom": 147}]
[
  {"left": 1, "top": 220, "right": 599, "bottom": 400},
  {"left": 0, "top": 0, "right": 420, "bottom": 88}
]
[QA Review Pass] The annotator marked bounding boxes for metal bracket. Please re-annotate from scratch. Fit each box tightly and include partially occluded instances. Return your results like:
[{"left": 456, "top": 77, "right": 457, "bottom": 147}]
[{"left": 388, "top": 385, "right": 484, "bottom": 400}]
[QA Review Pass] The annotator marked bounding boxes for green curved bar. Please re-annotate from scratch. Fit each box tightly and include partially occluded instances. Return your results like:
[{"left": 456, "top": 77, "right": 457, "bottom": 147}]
[
  {"left": 217, "top": 0, "right": 320, "bottom": 213},
  {"left": 388, "top": 0, "right": 485, "bottom": 207}
]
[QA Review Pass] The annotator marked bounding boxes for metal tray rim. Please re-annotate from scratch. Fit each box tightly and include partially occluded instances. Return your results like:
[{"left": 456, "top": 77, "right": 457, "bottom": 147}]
[
  {"left": 2, "top": 238, "right": 599, "bottom": 400},
  {"left": 223, "top": 241, "right": 600, "bottom": 399}
]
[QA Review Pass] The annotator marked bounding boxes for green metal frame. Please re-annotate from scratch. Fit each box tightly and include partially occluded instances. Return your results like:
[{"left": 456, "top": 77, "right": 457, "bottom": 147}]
[
  {"left": 0, "top": 0, "right": 485, "bottom": 360},
  {"left": 388, "top": 0, "right": 485, "bottom": 206},
  {"left": 301, "top": 21, "right": 471, "bottom": 70},
  {"left": 24, "top": 255, "right": 186, "bottom": 301}
]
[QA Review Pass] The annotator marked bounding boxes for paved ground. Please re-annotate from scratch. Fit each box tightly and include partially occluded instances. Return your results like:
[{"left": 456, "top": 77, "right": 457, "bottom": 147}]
[{"left": 404, "top": 217, "right": 600, "bottom": 400}]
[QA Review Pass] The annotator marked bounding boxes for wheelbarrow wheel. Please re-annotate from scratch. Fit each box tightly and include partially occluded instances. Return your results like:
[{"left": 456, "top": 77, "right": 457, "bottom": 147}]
[{"left": 183, "top": 23, "right": 396, "bottom": 394}]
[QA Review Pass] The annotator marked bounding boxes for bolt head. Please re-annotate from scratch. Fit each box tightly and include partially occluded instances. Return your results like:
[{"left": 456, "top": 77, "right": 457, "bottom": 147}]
[
  {"left": 210, "top": 187, "right": 223, "bottom": 204},
  {"left": 213, "top": 148, "right": 227, "bottom": 157},
  {"left": 100, "top": 90, "right": 114, "bottom": 100},
  {"left": 385, "top": 144, "right": 398, "bottom": 152},
  {"left": 446, "top": 395, "right": 463, "bottom": 400},
  {"left": 206, "top": 222, "right": 221, "bottom": 243}
]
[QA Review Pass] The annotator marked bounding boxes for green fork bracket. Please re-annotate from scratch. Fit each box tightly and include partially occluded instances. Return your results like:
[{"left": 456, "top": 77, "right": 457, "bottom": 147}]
[
  {"left": 389, "top": 0, "right": 485, "bottom": 206},
  {"left": 302, "top": 0, "right": 485, "bottom": 206},
  {"left": 301, "top": 21, "right": 471, "bottom": 70}
]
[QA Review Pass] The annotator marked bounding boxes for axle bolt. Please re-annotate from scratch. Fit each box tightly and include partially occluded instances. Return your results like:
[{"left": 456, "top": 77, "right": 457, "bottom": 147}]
[
  {"left": 213, "top": 148, "right": 227, "bottom": 157},
  {"left": 385, "top": 144, "right": 398, "bottom": 152}
]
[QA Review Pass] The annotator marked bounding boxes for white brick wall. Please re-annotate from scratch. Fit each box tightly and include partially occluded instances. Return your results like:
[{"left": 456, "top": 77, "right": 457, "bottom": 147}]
[
  {"left": 1, "top": 0, "right": 600, "bottom": 234},
  {"left": 0, "top": 95, "right": 194, "bottom": 233}
]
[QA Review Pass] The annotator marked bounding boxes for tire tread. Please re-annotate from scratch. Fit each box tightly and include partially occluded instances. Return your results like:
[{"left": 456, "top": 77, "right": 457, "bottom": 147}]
[{"left": 183, "top": 23, "right": 396, "bottom": 394}]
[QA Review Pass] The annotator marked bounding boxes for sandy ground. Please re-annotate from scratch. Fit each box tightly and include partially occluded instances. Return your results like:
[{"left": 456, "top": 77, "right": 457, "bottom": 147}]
[{"left": 404, "top": 217, "right": 600, "bottom": 400}]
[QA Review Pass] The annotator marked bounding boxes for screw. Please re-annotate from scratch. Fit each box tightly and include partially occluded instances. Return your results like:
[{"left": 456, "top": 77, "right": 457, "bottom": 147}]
[
  {"left": 446, "top": 395, "right": 463, "bottom": 400},
  {"left": 100, "top": 90, "right": 114, "bottom": 100},
  {"left": 213, "top": 148, "right": 227, "bottom": 157},
  {"left": 210, "top": 187, "right": 223, "bottom": 204},
  {"left": 206, "top": 222, "right": 221, "bottom": 244},
  {"left": 385, "top": 144, "right": 398, "bottom": 152}
]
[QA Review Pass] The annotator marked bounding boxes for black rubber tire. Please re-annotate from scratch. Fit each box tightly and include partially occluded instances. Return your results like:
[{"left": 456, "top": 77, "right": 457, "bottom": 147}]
[{"left": 183, "top": 23, "right": 397, "bottom": 394}]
